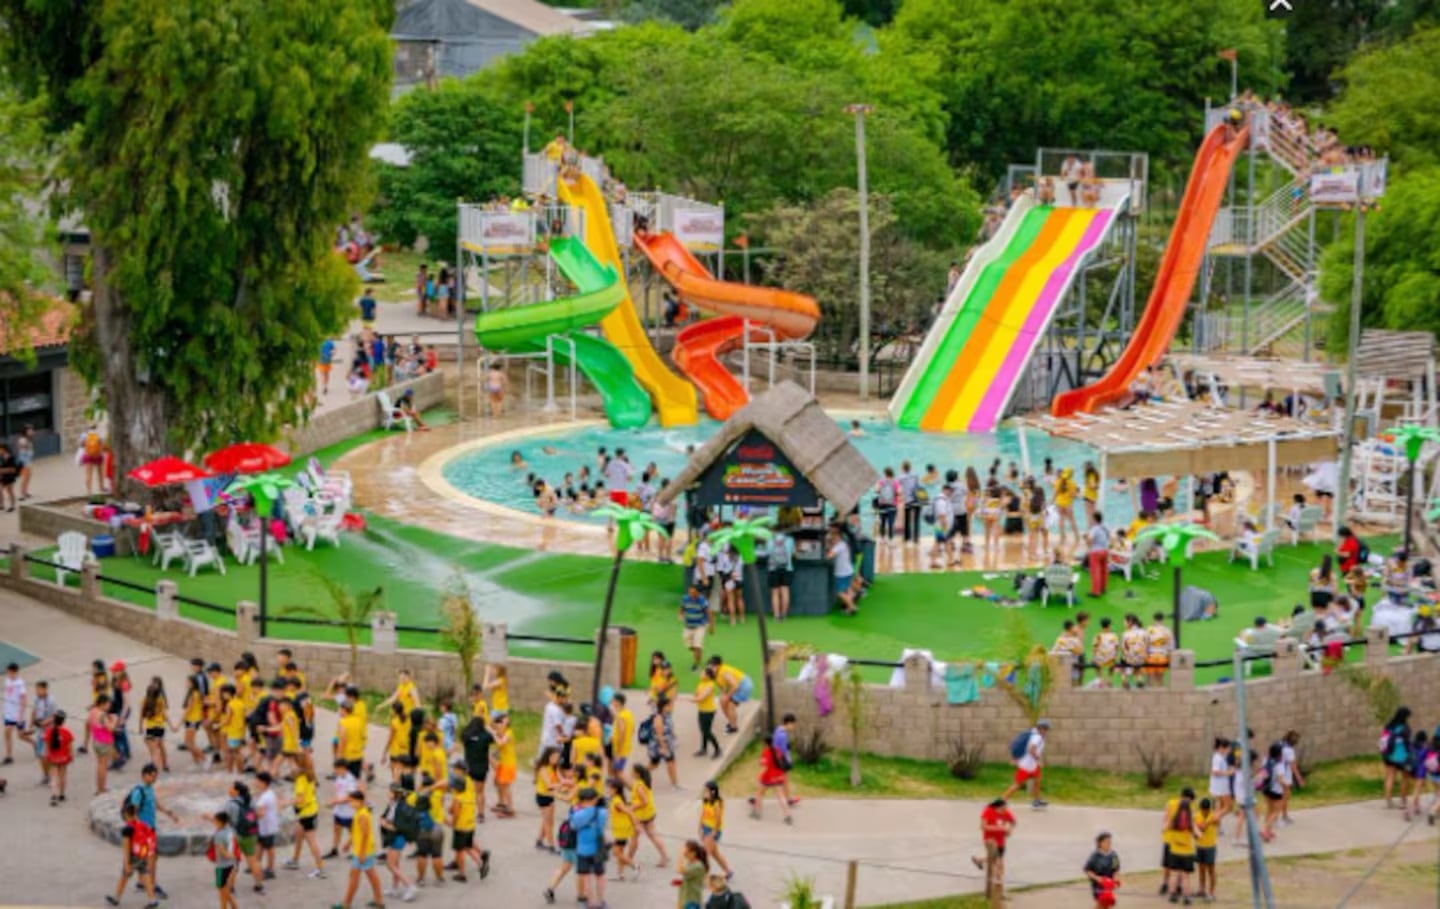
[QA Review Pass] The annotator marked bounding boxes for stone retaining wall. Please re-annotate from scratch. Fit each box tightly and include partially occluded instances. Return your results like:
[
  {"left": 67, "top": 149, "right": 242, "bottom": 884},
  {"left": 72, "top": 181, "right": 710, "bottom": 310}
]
[
  {"left": 4, "top": 544, "right": 611, "bottom": 711},
  {"left": 765, "top": 636, "right": 1440, "bottom": 775}
]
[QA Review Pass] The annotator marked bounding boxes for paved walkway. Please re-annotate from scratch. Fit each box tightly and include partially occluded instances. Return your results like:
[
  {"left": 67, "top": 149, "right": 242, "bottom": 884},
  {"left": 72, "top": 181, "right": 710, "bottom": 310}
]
[{"left": 0, "top": 589, "right": 1433, "bottom": 908}]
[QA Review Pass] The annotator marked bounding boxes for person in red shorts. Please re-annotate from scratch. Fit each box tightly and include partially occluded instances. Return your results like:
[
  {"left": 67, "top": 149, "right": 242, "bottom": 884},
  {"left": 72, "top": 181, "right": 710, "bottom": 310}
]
[
  {"left": 1000, "top": 719, "right": 1051, "bottom": 809},
  {"left": 970, "top": 798, "right": 1016, "bottom": 896}
]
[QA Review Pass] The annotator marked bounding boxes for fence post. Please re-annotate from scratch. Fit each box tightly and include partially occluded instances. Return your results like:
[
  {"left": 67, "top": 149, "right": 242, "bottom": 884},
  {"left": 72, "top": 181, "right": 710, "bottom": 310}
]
[
  {"left": 81, "top": 560, "right": 100, "bottom": 601},
  {"left": 902, "top": 653, "right": 932, "bottom": 693},
  {"left": 156, "top": 581, "right": 179, "bottom": 621},
  {"left": 1169, "top": 649, "right": 1195, "bottom": 689},
  {"left": 371, "top": 611, "right": 397, "bottom": 655},
  {"left": 236, "top": 601, "right": 260, "bottom": 647},
  {"left": 482, "top": 622, "right": 509, "bottom": 666},
  {"left": 843, "top": 859, "right": 858, "bottom": 909},
  {"left": 8, "top": 543, "right": 25, "bottom": 580},
  {"left": 1365, "top": 626, "right": 1390, "bottom": 669},
  {"left": 1272, "top": 638, "right": 1301, "bottom": 677}
]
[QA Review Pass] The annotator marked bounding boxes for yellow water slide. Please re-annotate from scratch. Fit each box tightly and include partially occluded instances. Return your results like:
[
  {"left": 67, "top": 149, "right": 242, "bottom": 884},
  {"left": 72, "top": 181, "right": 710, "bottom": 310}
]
[{"left": 557, "top": 173, "right": 698, "bottom": 426}]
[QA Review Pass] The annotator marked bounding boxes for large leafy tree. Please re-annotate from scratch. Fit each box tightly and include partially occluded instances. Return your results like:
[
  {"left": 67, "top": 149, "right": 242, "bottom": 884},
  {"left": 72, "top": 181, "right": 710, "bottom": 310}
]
[
  {"left": 0, "top": 85, "right": 55, "bottom": 356},
  {"left": 370, "top": 79, "right": 524, "bottom": 256},
  {"left": 1327, "top": 26, "right": 1440, "bottom": 169},
  {"left": 1281, "top": 0, "right": 1440, "bottom": 102},
  {"left": 0, "top": 0, "right": 393, "bottom": 477}
]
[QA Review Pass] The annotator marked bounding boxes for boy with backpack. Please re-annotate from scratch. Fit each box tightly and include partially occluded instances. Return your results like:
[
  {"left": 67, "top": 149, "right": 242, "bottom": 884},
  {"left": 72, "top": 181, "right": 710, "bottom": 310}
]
[
  {"left": 208, "top": 811, "right": 240, "bottom": 909},
  {"left": 1000, "top": 719, "right": 1051, "bottom": 809},
  {"left": 107, "top": 802, "right": 159, "bottom": 908}
]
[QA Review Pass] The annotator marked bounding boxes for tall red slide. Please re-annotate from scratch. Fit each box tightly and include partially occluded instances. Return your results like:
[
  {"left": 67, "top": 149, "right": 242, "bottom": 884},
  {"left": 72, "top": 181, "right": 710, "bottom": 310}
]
[
  {"left": 635, "top": 232, "right": 820, "bottom": 420},
  {"left": 1052, "top": 122, "right": 1250, "bottom": 418}
]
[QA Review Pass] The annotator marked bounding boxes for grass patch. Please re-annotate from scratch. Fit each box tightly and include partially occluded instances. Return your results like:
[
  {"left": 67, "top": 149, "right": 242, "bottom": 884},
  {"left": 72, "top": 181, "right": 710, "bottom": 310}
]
[{"left": 718, "top": 744, "right": 1389, "bottom": 811}]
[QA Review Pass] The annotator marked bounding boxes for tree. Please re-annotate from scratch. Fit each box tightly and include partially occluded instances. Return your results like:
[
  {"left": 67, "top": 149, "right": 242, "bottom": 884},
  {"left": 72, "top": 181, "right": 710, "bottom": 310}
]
[
  {"left": 1282, "top": 0, "right": 1440, "bottom": 102},
  {"left": 621, "top": 0, "right": 726, "bottom": 30},
  {"left": 834, "top": 663, "right": 867, "bottom": 787},
  {"left": 589, "top": 504, "right": 667, "bottom": 709},
  {"left": 1321, "top": 168, "right": 1440, "bottom": 348},
  {"left": 0, "top": 86, "right": 56, "bottom": 359},
  {"left": 439, "top": 570, "right": 483, "bottom": 696},
  {"left": 285, "top": 579, "right": 386, "bottom": 678},
  {"left": 1328, "top": 27, "right": 1440, "bottom": 169},
  {"left": 0, "top": 0, "right": 393, "bottom": 478},
  {"left": 749, "top": 189, "right": 952, "bottom": 363},
  {"left": 370, "top": 79, "right": 524, "bottom": 256}
]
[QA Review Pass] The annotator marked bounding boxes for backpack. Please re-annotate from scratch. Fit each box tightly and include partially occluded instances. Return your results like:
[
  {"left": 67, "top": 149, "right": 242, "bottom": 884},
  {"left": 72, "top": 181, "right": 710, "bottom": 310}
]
[
  {"left": 1014, "top": 574, "right": 1042, "bottom": 602},
  {"left": 1425, "top": 750, "right": 1440, "bottom": 776},
  {"left": 636, "top": 716, "right": 654, "bottom": 746},
  {"left": 246, "top": 695, "right": 273, "bottom": 733},
  {"left": 1008, "top": 730, "right": 1032, "bottom": 763},
  {"left": 294, "top": 692, "right": 314, "bottom": 741},
  {"left": 413, "top": 791, "right": 436, "bottom": 831},
  {"left": 130, "top": 819, "right": 157, "bottom": 859},
  {"left": 83, "top": 431, "right": 102, "bottom": 457},
  {"left": 1357, "top": 540, "right": 1371, "bottom": 564},
  {"left": 126, "top": 784, "right": 150, "bottom": 818},
  {"left": 393, "top": 796, "right": 422, "bottom": 840},
  {"left": 231, "top": 798, "right": 259, "bottom": 838},
  {"left": 556, "top": 819, "right": 576, "bottom": 850}
]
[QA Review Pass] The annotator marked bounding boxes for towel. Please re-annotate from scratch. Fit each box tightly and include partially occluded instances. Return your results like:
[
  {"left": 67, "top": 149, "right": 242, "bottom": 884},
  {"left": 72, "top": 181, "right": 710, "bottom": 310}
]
[{"left": 944, "top": 663, "right": 979, "bottom": 705}]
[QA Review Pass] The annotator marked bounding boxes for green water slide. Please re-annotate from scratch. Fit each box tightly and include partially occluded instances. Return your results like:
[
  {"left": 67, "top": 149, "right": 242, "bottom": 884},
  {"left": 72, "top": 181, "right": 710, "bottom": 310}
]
[
  {"left": 474, "top": 236, "right": 652, "bottom": 428},
  {"left": 894, "top": 208, "right": 1051, "bottom": 428}
]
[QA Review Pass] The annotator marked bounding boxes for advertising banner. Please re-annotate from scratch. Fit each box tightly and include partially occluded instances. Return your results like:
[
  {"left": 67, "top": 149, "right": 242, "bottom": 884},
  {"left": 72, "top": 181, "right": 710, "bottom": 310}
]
[
  {"left": 1309, "top": 169, "right": 1359, "bottom": 205},
  {"left": 476, "top": 213, "right": 534, "bottom": 253},
  {"left": 695, "top": 429, "right": 818, "bottom": 508},
  {"left": 673, "top": 207, "right": 725, "bottom": 252}
]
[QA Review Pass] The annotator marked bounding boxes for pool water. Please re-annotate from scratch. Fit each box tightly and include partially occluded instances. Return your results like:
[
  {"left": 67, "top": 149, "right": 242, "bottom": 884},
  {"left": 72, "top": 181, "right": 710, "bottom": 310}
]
[{"left": 442, "top": 417, "right": 1142, "bottom": 525}]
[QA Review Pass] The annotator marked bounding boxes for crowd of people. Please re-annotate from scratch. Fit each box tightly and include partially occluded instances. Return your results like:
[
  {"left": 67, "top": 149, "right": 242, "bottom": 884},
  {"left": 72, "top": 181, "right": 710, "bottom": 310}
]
[{"left": 335, "top": 316, "right": 439, "bottom": 404}]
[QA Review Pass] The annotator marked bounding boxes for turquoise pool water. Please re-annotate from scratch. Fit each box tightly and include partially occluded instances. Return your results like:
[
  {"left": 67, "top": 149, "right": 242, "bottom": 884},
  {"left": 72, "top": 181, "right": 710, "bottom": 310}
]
[{"left": 442, "top": 417, "right": 1141, "bottom": 524}]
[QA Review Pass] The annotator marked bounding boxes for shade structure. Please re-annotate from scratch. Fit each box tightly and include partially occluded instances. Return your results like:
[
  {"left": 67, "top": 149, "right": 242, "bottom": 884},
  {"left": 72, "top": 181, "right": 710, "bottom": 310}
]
[
  {"left": 203, "top": 442, "right": 291, "bottom": 475},
  {"left": 127, "top": 456, "right": 212, "bottom": 487}
]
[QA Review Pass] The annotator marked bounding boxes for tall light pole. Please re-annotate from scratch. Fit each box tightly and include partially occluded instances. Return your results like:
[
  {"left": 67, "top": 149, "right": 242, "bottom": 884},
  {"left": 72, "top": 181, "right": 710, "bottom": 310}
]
[
  {"left": 564, "top": 99, "right": 575, "bottom": 145},
  {"left": 1334, "top": 201, "right": 1369, "bottom": 539},
  {"left": 523, "top": 101, "right": 533, "bottom": 156},
  {"left": 846, "top": 103, "right": 874, "bottom": 400}
]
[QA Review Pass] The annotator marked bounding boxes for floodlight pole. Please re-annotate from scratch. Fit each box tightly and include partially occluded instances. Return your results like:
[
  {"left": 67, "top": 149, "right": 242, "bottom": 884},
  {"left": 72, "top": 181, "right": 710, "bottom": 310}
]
[
  {"left": 1334, "top": 203, "right": 1366, "bottom": 539},
  {"left": 846, "top": 104, "right": 874, "bottom": 401},
  {"left": 1233, "top": 647, "right": 1275, "bottom": 908}
]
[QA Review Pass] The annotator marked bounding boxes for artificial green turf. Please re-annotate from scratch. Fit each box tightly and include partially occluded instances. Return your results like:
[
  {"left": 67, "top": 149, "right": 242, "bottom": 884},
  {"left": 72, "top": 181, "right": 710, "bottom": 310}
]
[{"left": 67, "top": 506, "right": 1396, "bottom": 691}]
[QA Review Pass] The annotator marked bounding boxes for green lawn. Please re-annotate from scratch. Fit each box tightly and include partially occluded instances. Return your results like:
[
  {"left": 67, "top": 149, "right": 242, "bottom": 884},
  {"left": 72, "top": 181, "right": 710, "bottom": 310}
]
[
  {"left": 717, "top": 741, "right": 1388, "bottom": 812},
  {"left": 65, "top": 502, "right": 1396, "bottom": 691}
]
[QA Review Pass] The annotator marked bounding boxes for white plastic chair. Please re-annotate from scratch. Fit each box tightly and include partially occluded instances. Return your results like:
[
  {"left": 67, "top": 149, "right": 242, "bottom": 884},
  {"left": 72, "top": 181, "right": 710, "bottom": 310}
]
[
  {"left": 1110, "top": 534, "right": 1160, "bottom": 582},
  {"left": 377, "top": 391, "right": 412, "bottom": 433},
  {"left": 55, "top": 531, "right": 93, "bottom": 585},
  {"left": 225, "top": 515, "right": 254, "bottom": 565},
  {"left": 1230, "top": 529, "right": 1278, "bottom": 570},
  {"left": 303, "top": 512, "right": 344, "bottom": 550},
  {"left": 1288, "top": 505, "right": 1323, "bottom": 545},
  {"left": 1041, "top": 563, "right": 1078, "bottom": 607},
  {"left": 183, "top": 540, "right": 226, "bottom": 577},
  {"left": 153, "top": 531, "right": 188, "bottom": 572}
]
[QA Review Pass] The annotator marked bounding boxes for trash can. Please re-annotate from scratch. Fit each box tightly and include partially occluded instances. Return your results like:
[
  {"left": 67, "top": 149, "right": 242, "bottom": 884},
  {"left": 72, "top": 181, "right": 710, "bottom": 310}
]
[
  {"left": 92, "top": 534, "right": 117, "bottom": 559},
  {"left": 617, "top": 626, "right": 639, "bottom": 688}
]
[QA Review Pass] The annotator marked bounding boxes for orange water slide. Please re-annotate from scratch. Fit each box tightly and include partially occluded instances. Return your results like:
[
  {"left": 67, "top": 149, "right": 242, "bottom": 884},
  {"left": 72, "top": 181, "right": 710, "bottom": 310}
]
[
  {"left": 635, "top": 231, "right": 820, "bottom": 420},
  {"left": 1051, "top": 123, "right": 1250, "bottom": 418}
]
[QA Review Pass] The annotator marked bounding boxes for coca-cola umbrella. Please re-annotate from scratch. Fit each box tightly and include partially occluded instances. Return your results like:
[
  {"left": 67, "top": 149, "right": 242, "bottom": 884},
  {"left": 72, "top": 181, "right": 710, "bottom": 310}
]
[
  {"left": 203, "top": 442, "right": 292, "bottom": 475},
  {"left": 127, "top": 456, "right": 212, "bottom": 487}
]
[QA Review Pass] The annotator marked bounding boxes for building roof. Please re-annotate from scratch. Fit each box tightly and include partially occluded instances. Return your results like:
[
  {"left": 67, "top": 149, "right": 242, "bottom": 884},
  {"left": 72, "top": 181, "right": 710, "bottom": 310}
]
[
  {"left": 1019, "top": 399, "right": 1338, "bottom": 477},
  {"left": 656, "top": 382, "right": 879, "bottom": 515},
  {"left": 1165, "top": 353, "right": 1338, "bottom": 399},
  {"left": 0, "top": 298, "right": 76, "bottom": 358},
  {"left": 392, "top": 0, "right": 591, "bottom": 42},
  {"left": 1355, "top": 329, "right": 1436, "bottom": 380}
]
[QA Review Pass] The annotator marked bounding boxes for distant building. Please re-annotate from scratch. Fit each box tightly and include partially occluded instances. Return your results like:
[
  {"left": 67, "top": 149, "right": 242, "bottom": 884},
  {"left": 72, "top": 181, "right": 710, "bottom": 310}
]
[
  {"left": 392, "top": 0, "right": 595, "bottom": 90},
  {"left": 0, "top": 297, "right": 90, "bottom": 458}
]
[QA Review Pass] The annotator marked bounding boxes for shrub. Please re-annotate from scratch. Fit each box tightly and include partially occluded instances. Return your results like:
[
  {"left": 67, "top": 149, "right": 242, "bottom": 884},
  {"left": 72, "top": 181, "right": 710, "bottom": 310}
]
[
  {"left": 948, "top": 738, "right": 985, "bottom": 780},
  {"left": 794, "top": 728, "right": 830, "bottom": 766},
  {"left": 1136, "top": 744, "right": 1177, "bottom": 790}
]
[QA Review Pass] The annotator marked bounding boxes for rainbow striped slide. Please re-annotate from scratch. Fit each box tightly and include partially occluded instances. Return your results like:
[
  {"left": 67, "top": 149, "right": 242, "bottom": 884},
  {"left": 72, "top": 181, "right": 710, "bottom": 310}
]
[{"left": 892, "top": 201, "right": 1124, "bottom": 432}]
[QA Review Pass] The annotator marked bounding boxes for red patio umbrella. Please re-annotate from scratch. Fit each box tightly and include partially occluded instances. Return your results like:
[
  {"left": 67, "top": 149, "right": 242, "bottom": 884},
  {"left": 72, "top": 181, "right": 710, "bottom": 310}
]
[
  {"left": 203, "top": 442, "right": 292, "bottom": 475},
  {"left": 127, "top": 456, "right": 212, "bottom": 487}
]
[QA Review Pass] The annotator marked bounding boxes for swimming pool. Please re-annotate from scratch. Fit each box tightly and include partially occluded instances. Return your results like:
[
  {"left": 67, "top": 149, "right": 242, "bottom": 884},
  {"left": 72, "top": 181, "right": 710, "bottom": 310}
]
[{"left": 439, "top": 416, "right": 1141, "bottom": 525}]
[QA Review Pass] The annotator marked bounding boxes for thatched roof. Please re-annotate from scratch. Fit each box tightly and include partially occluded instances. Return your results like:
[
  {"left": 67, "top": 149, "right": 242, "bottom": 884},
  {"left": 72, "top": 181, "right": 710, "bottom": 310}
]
[
  {"left": 656, "top": 382, "right": 879, "bottom": 515},
  {"left": 1355, "top": 329, "right": 1435, "bottom": 380}
]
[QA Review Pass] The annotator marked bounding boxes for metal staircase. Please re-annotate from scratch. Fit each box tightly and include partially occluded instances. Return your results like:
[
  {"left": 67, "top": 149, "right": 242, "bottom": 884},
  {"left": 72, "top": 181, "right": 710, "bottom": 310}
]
[{"left": 1203, "top": 105, "right": 1325, "bottom": 358}]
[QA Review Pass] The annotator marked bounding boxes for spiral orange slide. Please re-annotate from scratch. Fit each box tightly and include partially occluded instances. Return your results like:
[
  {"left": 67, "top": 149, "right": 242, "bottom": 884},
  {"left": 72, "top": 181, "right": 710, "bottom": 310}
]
[
  {"left": 1052, "top": 122, "right": 1250, "bottom": 417},
  {"left": 635, "top": 231, "right": 820, "bottom": 420}
]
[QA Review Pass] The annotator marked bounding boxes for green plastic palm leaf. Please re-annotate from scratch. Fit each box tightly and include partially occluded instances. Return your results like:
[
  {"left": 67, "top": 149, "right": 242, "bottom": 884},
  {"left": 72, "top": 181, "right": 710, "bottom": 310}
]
[
  {"left": 1427, "top": 498, "right": 1440, "bottom": 522},
  {"left": 224, "top": 471, "right": 295, "bottom": 518},
  {"left": 592, "top": 504, "right": 668, "bottom": 552},
  {"left": 1135, "top": 522, "right": 1219, "bottom": 562},
  {"left": 1386, "top": 424, "right": 1440, "bottom": 464},
  {"left": 708, "top": 515, "right": 776, "bottom": 564}
]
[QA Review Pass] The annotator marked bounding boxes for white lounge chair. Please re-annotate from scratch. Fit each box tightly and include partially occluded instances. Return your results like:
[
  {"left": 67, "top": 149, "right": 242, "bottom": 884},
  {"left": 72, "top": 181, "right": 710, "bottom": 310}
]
[
  {"left": 183, "top": 540, "right": 226, "bottom": 577},
  {"left": 1110, "top": 533, "right": 1160, "bottom": 582},
  {"left": 55, "top": 531, "right": 93, "bottom": 585},
  {"left": 303, "top": 511, "right": 344, "bottom": 550},
  {"left": 1041, "top": 563, "right": 1079, "bottom": 608},
  {"left": 377, "top": 391, "right": 412, "bottom": 433},
  {"left": 1230, "top": 529, "right": 1279, "bottom": 570},
  {"left": 1286, "top": 505, "right": 1323, "bottom": 545},
  {"left": 152, "top": 531, "right": 188, "bottom": 572}
]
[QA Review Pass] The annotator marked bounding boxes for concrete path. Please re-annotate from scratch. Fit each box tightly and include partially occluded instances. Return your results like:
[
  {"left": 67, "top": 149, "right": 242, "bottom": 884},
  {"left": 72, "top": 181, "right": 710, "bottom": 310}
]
[{"left": 0, "top": 588, "right": 1433, "bottom": 908}]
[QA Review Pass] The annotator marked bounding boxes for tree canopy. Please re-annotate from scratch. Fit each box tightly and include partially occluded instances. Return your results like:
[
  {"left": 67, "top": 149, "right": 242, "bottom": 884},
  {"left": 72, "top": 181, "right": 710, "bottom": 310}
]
[{"left": 0, "top": 0, "right": 393, "bottom": 474}]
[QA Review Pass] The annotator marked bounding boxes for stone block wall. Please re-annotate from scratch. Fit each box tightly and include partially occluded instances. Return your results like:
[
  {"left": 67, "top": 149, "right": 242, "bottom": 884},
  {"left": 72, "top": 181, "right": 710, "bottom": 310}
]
[
  {"left": 4, "top": 545, "right": 607, "bottom": 707},
  {"left": 55, "top": 366, "right": 93, "bottom": 453},
  {"left": 281, "top": 371, "right": 444, "bottom": 455},
  {"left": 767, "top": 636, "right": 1440, "bottom": 775}
]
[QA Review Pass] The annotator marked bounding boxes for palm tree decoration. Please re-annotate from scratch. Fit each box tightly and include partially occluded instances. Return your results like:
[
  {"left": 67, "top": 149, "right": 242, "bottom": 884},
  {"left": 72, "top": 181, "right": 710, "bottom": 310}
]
[
  {"left": 589, "top": 504, "right": 668, "bottom": 708},
  {"left": 224, "top": 471, "right": 296, "bottom": 637},
  {"left": 1385, "top": 424, "right": 1440, "bottom": 554},
  {"left": 1136, "top": 522, "right": 1220, "bottom": 649},
  {"left": 710, "top": 515, "right": 779, "bottom": 729},
  {"left": 283, "top": 577, "right": 385, "bottom": 677}
]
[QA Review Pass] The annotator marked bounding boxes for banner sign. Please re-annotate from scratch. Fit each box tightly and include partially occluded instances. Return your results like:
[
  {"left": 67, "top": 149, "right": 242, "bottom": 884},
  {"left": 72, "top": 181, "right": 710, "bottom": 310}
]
[
  {"left": 695, "top": 429, "right": 818, "bottom": 508},
  {"left": 673, "top": 207, "right": 724, "bottom": 252},
  {"left": 475, "top": 213, "right": 534, "bottom": 253},
  {"left": 1309, "top": 170, "right": 1359, "bottom": 205}
]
